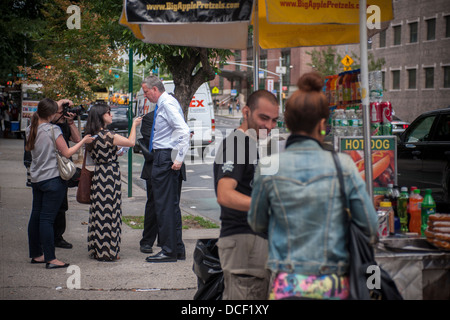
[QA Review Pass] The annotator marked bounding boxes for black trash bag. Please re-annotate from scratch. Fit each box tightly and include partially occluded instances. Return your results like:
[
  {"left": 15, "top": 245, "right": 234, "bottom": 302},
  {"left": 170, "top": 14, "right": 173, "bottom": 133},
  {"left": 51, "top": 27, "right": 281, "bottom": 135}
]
[{"left": 192, "top": 238, "right": 224, "bottom": 300}]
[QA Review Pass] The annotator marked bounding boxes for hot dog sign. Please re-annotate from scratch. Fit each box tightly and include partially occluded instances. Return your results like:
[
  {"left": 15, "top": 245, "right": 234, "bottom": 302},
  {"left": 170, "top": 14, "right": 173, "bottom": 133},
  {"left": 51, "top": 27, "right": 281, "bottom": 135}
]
[{"left": 339, "top": 136, "right": 397, "bottom": 189}]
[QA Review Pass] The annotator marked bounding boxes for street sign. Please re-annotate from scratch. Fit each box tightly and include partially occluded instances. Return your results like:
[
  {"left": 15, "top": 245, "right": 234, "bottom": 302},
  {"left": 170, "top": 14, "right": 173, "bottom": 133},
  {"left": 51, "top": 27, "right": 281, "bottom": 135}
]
[
  {"left": 344, "top": 66, "right": 352, "bottom": 71},
  {"left": 266, "top": 79, "right": 274, "bottom": 92},
  {"left": 341, "top": 55, "right": 354, "bottom": 67},
  {"left": 276, "top": 66, "right": 286, "bottom": 74},
  {"left": 211, "top": 86, "right": 219, "bottom": 94}
]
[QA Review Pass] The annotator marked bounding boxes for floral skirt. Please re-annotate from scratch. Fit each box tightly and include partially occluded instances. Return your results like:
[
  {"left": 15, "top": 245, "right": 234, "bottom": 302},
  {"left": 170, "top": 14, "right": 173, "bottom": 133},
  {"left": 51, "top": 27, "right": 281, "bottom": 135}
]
[{"left": 269, "top": 272, "right": 350, "bottom": 300}]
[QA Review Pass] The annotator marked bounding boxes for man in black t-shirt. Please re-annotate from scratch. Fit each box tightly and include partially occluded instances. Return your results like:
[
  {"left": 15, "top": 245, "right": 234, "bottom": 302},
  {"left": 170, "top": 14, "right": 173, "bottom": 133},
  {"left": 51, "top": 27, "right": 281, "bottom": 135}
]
[{"left": 213, "top": 90, "right": 279, "bottom": 300}]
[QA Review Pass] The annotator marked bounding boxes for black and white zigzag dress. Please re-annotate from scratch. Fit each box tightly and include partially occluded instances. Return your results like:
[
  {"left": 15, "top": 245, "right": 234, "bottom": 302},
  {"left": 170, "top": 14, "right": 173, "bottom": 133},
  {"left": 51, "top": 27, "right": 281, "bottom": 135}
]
[{"left": 87, "top": 130, "right": 122, "bottom": 261}]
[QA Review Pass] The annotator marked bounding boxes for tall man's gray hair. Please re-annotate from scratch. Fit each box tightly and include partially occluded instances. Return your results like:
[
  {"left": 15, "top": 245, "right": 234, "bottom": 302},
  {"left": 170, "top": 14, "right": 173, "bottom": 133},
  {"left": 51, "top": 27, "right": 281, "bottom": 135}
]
[{"left": 142, "top": 76, "right": 165, "bottom": 92}]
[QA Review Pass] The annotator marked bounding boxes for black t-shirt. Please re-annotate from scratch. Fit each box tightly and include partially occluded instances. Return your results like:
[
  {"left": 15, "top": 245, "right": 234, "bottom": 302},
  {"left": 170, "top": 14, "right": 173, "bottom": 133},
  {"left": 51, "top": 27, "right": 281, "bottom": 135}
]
[{"left": 213, "top": 129, "right": 266, "bottom": 238}]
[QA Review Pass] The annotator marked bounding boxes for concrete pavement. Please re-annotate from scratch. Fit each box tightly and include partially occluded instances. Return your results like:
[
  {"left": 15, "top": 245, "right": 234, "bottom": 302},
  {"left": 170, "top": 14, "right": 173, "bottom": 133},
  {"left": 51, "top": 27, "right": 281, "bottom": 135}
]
[{"left": 0, "top": 137, "right": 220, "bottom": 300}]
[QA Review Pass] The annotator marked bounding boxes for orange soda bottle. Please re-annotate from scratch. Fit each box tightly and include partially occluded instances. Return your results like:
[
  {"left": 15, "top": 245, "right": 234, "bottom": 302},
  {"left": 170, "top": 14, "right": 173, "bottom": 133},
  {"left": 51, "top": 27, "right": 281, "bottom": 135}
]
[{"left": 409, "top": 189, "right": 423, "bottom": 234}]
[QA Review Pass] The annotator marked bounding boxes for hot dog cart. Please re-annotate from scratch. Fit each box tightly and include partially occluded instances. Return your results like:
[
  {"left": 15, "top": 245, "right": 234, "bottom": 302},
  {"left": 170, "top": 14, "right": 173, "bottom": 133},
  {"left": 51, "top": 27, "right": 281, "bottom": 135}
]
[{"left": 375, "top": 237, "right": 450, "bottom": 300}]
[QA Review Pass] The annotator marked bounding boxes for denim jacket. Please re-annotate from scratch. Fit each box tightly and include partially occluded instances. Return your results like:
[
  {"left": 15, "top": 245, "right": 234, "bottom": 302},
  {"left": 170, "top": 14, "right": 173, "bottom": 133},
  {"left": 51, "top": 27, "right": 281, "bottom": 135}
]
[{"left": 248, "top": 137, "right": 378, "bottom": 276}]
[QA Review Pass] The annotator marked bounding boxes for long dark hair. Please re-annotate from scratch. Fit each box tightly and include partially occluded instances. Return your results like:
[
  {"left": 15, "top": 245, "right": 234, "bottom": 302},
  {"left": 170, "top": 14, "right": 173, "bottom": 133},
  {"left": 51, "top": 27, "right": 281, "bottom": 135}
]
[
  {"left": 84, "top": 103, "right": 110, "bottom": 151},
  {"left": 25, "top": 98, "right": 58, "bottom": 151}
]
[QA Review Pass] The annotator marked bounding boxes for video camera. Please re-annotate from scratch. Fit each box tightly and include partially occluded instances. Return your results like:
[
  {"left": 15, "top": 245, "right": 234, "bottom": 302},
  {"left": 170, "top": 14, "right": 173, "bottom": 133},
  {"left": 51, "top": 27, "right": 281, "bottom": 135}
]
[{"left": 62, "top": 102, "right": 85, "bottom": 116}]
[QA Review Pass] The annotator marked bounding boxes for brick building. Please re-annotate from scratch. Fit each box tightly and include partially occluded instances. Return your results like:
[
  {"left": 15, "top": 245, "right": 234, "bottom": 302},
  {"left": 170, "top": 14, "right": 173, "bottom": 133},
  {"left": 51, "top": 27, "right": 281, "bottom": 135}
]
[
  {"left": 368, "top": 0, "right": 450, "bottom": 122},
  {"left": 210, "top": 0, "right": 450, "bottom": 122}
]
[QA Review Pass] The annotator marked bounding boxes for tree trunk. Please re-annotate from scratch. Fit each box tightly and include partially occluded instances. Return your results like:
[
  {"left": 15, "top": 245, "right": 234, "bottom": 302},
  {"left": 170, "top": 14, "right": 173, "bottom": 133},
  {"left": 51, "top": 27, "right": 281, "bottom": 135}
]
[{"left": 167, "top": 48, "right": 216, "bottom": 120}]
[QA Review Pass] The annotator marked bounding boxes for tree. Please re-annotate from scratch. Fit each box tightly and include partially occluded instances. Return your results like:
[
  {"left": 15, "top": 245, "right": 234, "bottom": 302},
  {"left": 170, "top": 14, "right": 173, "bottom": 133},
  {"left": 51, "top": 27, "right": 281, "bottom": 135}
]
[
  {"left": 89, "top": 0, "right": 233, "bottom": 117},
  {"left": 307, "top": 46, "right": 385, "bottom": 77},
  {"left": 306, "top": 47, "right": 343, "bottom": 76},
  {"left": 19, "top": 0, "right": 120, "bottom": 103},
  {"left": 0, "top": 0, "right": 46, "bottom": 84},
  {"left": 129, "top": 42, "right": 231, "bottom": 117}
]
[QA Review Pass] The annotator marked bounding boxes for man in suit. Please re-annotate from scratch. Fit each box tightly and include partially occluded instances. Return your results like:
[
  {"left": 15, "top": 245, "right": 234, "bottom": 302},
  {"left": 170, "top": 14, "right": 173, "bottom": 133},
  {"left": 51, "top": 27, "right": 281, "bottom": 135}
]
[
  {"left": 139, "top": 109, "right": 158, "bottom": 254},
  {"left": 141, "top": 76, "right": 190, "bottom": 263}
]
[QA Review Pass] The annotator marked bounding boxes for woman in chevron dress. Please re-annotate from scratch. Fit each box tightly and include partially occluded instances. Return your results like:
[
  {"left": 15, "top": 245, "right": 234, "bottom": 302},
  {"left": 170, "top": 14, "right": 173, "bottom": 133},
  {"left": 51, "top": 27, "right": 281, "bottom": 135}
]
[{"left": 84, "top": 104, "right": 142, "bottom": 261}]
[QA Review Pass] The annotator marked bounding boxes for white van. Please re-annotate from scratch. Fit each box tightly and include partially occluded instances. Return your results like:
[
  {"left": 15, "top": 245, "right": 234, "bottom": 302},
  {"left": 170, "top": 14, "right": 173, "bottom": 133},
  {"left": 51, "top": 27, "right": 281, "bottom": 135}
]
[{"left": 134, "top": 80, "right": 215, "bottom": 157}]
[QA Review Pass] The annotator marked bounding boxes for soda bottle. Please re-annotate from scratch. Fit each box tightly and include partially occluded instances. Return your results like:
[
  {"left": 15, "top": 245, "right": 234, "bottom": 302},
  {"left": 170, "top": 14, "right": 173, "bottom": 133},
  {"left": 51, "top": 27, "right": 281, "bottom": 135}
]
[
  {"left": 356, "top": 109, "right": 363, "bottom": 136},
  {"left": 340, "top": 108, "right": 348, "bottom": 136},
  {"left": 408, "top": 186, "right": 417, "bottom": 227},
  {"left": 378, "top": 201, "right": 395, "bottom": 236},
  {"left": 385, "top": 183, "right": 394, "bottom": 202},
  {"left": 398, "top": 187, "right": 409, "bottom": 232},
  {"left": 392, "top": 185, "right": 400, "bottom": 232},
  {"left": 409, "top": 189, "right": 423, "bottom": 235},
  {"left": 332, "top": 110, "right": 340, "bottom": 136},
  {"left": 421, "top": 189, "right": 436, "bottom": 236}
]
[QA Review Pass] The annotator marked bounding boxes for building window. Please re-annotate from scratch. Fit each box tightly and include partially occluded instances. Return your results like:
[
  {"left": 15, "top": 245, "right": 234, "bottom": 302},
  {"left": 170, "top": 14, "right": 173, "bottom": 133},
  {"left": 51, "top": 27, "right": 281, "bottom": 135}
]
[
  {"left": 379, "top": 30, "right": 386, "bottom": 47},
  {"left": 409, "top": 22, "right": 418, "bottom": 43},
  {"left": 393, "top": 25, "right": 401, "bottom": 45},
  {"left": 426, "top": 18, "right": 436, "bottom": 40},
  {"left": 407, "top": 69, "right": 416, "bottom": 89},
  {"left": 392, "top": 70, "right": 400, "bottom": 90},
  {"left": 424, "top": 68, "right": 434, "bottom": 88},
  {"left": 446, "top": 16, "right": 450, "bottom": 38},
  {"left": 444, "top": 66, "right": 450, "bottom": 88}
]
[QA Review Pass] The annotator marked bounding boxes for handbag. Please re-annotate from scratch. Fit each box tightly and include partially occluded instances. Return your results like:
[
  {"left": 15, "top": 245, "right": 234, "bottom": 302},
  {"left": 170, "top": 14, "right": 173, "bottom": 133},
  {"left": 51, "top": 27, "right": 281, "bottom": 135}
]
[
  {"left": 331, "top": 151, "right": 403, "bottom": 300},
  {"left": 50, "top": 125, "right": 76, "bottom": 180},
  {"left": 76, "top": 150, "right": 94, "bottom": 204}
]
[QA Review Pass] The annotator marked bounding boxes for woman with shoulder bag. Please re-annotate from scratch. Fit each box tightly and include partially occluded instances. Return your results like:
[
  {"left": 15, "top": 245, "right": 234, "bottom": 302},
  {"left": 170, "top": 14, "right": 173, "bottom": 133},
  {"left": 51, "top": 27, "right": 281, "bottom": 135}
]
[
  {"left": 25, "top": 98, "right": 94, "bottom": 269},
  {"left": 248, "top": 72, "right": 379, "bottom": 300},
  {"left": 84, "top": 103, "right": 142, "bottom": 261}
]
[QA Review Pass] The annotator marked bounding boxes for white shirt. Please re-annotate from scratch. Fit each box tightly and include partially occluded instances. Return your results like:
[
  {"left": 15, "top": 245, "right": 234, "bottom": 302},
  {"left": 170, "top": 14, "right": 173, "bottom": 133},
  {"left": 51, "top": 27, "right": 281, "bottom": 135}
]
[{"left": 153, "top": 92, "right": 190, "bottom": 163}]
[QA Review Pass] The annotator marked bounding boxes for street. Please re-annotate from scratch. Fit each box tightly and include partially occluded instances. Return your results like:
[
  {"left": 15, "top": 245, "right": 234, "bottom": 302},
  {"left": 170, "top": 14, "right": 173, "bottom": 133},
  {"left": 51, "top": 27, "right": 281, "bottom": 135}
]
[{"left": 119, "top": 115, "right": 242, "bottom": 224}]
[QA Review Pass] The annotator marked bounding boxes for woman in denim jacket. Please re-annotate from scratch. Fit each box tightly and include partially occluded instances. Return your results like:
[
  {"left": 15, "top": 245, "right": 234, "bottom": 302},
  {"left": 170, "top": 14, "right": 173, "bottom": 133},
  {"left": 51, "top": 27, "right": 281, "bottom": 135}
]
[{"left": 248, "top": 72, "right": 378, "bottom": 300}]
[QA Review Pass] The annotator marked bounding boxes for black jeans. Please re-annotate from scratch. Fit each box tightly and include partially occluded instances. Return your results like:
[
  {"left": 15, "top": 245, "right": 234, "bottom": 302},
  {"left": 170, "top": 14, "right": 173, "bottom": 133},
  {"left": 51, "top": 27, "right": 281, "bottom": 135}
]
[
  {"left": 151, "top": 149, "right": 185, "bottom": 257},
  {"left": 28, "top": 177, "right": 67, "bottom": 261}
]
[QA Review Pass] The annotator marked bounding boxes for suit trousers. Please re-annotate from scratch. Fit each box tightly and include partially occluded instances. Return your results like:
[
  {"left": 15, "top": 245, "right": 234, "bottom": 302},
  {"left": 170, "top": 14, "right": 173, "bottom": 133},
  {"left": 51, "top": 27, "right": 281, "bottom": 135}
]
[
  {"left": 140, "top": 161, "right": 158, "bottom": 247},
  {"left": 151, "top": 149, "right": 185, "bottom": 257}
]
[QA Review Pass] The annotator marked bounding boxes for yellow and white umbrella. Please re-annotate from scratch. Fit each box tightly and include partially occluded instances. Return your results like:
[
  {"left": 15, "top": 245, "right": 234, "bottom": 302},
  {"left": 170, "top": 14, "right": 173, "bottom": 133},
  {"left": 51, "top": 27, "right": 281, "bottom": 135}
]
[{"left": 120, "top": 0, "right": 395, "bottom": 197}]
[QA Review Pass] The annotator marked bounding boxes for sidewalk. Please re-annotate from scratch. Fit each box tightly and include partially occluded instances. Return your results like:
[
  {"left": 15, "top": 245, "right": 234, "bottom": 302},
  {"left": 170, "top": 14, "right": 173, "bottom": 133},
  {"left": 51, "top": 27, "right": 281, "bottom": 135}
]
[{"left": 0, "top": 137, "right": 219, "bottom": 300}]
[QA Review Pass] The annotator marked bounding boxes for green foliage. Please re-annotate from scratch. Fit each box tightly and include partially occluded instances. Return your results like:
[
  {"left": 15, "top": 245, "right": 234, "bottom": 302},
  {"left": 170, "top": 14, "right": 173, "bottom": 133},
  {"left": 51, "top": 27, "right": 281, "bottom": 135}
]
[{"left": 306, "top": 47, "right": 343, "bottom": 76}]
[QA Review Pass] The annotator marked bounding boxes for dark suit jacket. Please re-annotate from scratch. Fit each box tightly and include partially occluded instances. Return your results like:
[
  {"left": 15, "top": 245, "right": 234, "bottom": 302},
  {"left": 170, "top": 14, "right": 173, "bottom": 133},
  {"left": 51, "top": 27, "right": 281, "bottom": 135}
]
[{"left": 140, "top": 111, "right": 154, "bottom": 180}]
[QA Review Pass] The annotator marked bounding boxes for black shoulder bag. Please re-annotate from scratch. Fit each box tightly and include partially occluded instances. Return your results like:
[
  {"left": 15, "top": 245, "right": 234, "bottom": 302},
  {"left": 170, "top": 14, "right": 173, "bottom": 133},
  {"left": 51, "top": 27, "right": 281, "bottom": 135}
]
[{"left": 331, "top": 151, "right": 403, "bottom": 300}]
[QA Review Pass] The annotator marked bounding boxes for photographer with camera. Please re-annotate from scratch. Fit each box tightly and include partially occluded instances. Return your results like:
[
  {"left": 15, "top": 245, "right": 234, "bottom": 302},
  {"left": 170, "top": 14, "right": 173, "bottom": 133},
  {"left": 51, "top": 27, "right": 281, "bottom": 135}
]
[{"left": 50, "top": 99, "right": 83, "bottom": 249}]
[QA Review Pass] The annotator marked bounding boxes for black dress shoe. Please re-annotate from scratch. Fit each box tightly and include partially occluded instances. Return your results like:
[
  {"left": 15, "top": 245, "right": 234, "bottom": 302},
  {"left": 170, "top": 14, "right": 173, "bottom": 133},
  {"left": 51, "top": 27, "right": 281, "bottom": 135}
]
[
  {"left": 140, "top": 244, "right": 153, "bottom": 254},
  {"left": 46, "top": 262, "right": 70, "bottom": 269},
  {"left": 177, "top": 252, "right": 186, "bottom": 260},
  {"left": 145, "top": 251, "right": 177, "bottom": 263},
  {"left": 55, "top": 239, "right": 73, "bottom": 249}
]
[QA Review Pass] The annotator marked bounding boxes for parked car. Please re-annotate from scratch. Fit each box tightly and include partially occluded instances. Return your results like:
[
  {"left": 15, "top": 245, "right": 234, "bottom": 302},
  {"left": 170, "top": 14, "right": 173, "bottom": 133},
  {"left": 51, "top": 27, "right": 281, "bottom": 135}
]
[
  {"left": 107, "top": 105, "right": 130, "bottom": 136},
  {"left": 391, "top": 115, "right": 409, "bottom": 135},
  {"left": 397, "top": 107, "right": 450, "bottom": 212}
]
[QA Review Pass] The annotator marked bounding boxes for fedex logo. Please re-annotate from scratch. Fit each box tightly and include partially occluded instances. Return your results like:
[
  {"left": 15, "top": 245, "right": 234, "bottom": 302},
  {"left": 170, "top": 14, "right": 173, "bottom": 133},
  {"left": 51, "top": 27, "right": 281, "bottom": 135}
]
[{"left": 189, "top": 96, "right": 204, "bottom": 108}]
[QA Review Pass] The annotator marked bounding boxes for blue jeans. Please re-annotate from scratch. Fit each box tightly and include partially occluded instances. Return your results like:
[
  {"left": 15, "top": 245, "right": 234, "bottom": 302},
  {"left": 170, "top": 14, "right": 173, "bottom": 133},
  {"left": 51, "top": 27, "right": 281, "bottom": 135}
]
[{"left": 28, "top": 176, "right": 67, "bottom": 261}]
